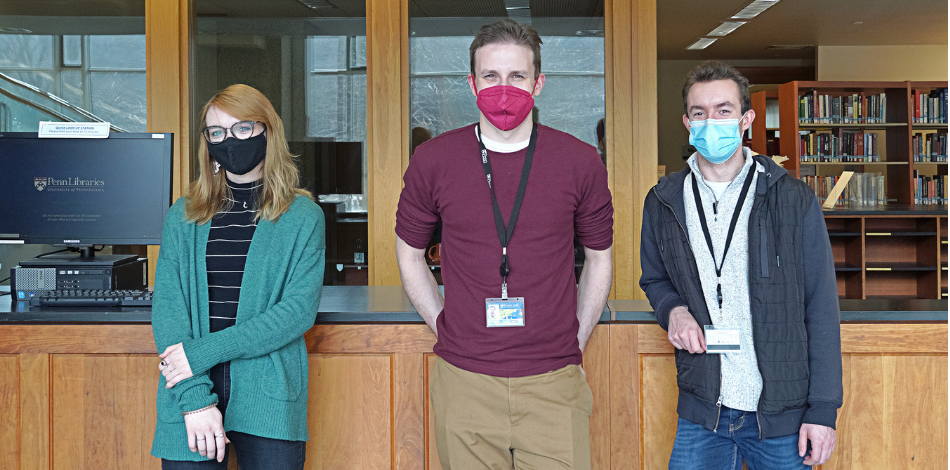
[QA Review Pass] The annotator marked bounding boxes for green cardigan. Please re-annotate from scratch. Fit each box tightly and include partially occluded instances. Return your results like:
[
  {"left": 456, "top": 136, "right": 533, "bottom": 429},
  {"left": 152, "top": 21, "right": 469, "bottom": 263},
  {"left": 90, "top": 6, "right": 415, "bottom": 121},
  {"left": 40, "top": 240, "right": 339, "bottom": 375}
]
[{"left": 150, "top": 195, "right": 325, "bottom": 461}]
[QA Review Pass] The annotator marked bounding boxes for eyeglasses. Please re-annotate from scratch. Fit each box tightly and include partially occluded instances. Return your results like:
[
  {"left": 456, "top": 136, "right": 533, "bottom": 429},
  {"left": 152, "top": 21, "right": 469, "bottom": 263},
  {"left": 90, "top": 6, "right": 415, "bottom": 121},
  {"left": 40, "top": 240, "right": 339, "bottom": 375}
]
[{"left": 201, "top": 121, "right": 265, "bottom": 144}]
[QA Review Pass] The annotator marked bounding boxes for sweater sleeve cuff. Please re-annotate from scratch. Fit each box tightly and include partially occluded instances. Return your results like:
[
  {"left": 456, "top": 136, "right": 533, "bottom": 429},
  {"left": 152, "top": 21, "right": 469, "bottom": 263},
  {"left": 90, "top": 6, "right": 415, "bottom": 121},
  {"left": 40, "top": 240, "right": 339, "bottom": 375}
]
[
  {"left": 802, "top": 401, "right": 839, "bottom": 429},
  {"left": 181, "top": 330, "right": 242, "bottom": 376},
  {"left": 175, "top": 377, "right": 218, "bottom": 413}
]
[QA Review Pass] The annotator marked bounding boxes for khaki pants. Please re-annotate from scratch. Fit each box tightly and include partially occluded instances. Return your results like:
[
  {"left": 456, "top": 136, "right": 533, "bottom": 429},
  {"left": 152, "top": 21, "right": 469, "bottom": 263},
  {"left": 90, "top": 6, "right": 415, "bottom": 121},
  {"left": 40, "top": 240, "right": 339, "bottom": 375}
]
[{"left": 430, "top": 358, "right": 593, "bottom": 470}]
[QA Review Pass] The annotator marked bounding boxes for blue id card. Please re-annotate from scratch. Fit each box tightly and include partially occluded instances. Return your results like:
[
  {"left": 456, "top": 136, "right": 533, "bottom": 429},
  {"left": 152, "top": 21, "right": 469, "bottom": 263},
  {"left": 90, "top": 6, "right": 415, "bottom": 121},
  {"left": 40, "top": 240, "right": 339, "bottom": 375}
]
[{"left": 485, "top": 298, "right": 525, "bottom": 327}]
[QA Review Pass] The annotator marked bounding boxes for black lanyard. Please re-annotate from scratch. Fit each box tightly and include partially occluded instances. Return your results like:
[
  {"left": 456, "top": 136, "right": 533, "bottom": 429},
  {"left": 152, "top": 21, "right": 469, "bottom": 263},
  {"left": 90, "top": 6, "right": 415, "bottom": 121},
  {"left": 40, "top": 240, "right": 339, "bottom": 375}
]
[
  {"left": 691, "top": 165, "right": 756, "bottom": 310},
  {"left": 476, "top": 123, "right": 538, "bottom": 298}
]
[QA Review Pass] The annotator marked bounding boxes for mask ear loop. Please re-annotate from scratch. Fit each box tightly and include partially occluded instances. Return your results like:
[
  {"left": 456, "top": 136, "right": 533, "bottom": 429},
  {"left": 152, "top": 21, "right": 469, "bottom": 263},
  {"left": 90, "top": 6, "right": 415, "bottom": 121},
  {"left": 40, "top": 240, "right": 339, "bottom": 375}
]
[{"left": 468, "top": 75, "right": 479, "bottom": 97}]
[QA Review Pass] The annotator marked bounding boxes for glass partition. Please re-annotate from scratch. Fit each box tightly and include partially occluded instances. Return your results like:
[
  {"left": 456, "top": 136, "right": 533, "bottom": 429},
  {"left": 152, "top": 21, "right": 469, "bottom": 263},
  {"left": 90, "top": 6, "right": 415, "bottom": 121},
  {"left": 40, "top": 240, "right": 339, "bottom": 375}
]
[
  {"left": 195, "top": 1, "right": 368, "bottom": 285},
  {"left": 0, "top": 4, "right": 147, "bottom": 132}
]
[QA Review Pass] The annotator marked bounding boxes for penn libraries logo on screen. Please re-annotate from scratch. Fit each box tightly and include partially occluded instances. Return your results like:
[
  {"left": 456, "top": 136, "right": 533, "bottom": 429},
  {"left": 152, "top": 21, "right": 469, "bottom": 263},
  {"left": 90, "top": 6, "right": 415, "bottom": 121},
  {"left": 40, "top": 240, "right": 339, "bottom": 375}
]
[{"left": 33, "top": 176, "right": 106, "bottom": 192}]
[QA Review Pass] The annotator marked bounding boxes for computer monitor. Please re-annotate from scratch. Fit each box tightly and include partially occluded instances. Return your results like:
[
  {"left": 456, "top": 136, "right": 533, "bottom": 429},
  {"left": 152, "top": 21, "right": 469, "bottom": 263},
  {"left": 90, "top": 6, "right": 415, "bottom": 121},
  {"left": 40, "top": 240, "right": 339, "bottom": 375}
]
[
  {"left": 289, "top": 140, "right": 363, "bottom": 195},
  {"left": 0, "top": 132, "right": 173, "bottom": 259}
]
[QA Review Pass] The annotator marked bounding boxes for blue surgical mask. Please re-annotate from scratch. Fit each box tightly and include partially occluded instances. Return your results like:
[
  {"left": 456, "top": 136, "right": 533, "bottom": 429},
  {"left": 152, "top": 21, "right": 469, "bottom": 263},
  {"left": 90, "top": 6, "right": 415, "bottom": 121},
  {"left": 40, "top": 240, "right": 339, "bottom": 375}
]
[{"left": 689, "top": 118, "right": 742, "bottom": 164}]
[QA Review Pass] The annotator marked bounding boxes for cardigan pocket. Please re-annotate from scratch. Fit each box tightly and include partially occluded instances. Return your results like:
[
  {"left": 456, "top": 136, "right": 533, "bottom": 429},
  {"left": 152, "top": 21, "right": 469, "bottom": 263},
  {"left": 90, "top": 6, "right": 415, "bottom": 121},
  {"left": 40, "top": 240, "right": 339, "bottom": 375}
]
[
  {"left": 156, "top": 384, "right": 185, "bottom": 424},
  {"left": 260, "top": 341, "right": 305, "bottom": 401}
]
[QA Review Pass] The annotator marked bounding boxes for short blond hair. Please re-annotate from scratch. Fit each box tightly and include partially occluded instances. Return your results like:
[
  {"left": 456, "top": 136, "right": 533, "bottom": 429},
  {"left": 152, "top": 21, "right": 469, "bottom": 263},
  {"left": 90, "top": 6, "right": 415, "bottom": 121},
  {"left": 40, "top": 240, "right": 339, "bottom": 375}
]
[{"left": 186, "top": 84, "right": 311, "bottom": 224}]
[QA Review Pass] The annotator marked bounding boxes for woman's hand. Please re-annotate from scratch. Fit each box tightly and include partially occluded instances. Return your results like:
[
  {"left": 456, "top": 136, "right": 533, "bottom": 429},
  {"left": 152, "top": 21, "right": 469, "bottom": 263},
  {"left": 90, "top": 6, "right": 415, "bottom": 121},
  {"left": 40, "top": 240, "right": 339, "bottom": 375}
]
[
  {"left": 184, "top": 406, "right": 229, "bottom": 461},
  {"left": 158, "top": 343, "right": 194, "bottom": 388}
]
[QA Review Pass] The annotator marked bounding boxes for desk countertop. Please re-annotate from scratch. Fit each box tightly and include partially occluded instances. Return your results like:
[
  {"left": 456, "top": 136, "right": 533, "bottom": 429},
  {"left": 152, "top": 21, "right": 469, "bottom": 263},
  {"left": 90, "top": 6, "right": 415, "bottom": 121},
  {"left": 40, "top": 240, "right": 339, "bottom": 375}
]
[{"left": 1, "top": 286, "right": 946, "bottom": 324}]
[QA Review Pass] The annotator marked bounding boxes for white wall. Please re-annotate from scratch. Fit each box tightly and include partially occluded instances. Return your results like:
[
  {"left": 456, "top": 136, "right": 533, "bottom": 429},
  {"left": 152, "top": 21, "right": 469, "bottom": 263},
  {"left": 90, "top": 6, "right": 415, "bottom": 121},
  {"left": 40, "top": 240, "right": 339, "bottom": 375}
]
[{"left": 817, "top": 45, "right": 949, "bottom": 81}]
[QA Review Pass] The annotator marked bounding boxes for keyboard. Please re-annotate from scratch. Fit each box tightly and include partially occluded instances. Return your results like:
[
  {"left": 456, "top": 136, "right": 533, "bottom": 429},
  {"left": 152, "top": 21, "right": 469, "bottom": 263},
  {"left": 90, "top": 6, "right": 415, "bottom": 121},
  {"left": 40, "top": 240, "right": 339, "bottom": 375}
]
[{"left": 29, "top": 289, "right": 153, "bottom": 308}]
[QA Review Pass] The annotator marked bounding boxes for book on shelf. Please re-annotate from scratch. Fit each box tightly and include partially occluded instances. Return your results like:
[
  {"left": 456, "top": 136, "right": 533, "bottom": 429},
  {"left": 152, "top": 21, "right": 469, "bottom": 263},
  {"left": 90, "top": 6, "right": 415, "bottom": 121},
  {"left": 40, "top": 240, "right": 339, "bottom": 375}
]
[
  {"left": 913, "top": 170, "right": 948, "bottom": 205},
  {"left": 912, "top": 88, "right": 948, "bottom": 124},
  {"left": 798, "top": 129, "right": 879, "bottom": 162},
  {"left": 913, "top": 132, "right": 949, "bottom": 162},
  {"left": 802, "top": 172, "right": 885, "bottom": 206},
  {"left": 799, "top": 91, "right": 887, "bottom": 124}
]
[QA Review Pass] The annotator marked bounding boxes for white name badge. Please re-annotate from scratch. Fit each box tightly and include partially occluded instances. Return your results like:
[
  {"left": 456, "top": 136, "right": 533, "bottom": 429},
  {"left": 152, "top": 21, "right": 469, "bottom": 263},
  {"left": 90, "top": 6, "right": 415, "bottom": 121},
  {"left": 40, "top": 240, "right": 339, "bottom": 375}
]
[
  {"left": 704, "top": 325, "right": 741, "bottom": 353},
  {"left": 485, "top": 298, "right": 525, "bottom": 327}
]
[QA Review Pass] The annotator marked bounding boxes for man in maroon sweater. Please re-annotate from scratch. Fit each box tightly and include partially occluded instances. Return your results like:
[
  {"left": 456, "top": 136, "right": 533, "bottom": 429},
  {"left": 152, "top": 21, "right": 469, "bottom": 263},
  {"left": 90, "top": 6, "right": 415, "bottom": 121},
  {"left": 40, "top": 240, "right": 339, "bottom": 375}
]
[{"left": 395, "top": 19, "right": 613, "bottom": 470}]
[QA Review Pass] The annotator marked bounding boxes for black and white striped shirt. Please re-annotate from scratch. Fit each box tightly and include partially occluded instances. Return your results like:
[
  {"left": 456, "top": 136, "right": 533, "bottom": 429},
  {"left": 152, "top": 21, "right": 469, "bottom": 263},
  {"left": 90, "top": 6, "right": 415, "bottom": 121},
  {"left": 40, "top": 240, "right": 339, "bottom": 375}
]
[{"left": 207, "top": 179, "right": 261, "bottom": 333}]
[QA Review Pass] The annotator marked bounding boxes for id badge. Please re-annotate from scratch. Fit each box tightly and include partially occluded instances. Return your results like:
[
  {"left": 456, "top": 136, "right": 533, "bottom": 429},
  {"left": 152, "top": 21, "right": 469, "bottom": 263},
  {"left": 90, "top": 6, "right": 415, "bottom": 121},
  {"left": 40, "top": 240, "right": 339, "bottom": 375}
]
[
  {"left": 485, "top": 298, "right": 525, "bottom": 327},
  {"left": 704, "top": 325, "right": 741, "bottom": 353}
]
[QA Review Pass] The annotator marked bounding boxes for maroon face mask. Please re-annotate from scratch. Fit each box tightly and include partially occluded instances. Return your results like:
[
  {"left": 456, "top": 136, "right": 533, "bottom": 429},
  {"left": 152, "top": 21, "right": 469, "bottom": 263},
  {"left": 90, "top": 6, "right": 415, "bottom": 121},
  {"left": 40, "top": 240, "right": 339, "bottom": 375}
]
[{"left": 475, "top": 84, "right": 535, "bottom": 131}]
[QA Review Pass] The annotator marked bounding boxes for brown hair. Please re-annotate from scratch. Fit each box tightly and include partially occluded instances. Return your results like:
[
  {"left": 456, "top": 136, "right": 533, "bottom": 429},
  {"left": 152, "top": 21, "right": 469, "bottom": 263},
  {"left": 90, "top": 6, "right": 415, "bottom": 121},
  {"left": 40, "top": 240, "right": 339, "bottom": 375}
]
[
  {"left": 470, "top": 19, "right": 543, "bottom": 79},
  {"left": 186, "top": 84, "right": 311, "bottom": 224},
  {"left": 682, "top": 60, "right": 751, "bottom": 115}
]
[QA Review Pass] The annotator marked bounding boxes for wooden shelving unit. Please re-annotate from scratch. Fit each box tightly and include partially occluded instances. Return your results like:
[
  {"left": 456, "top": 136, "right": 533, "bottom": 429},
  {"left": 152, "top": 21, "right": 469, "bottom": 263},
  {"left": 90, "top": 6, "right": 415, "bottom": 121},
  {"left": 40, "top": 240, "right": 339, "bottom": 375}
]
[
  {"left": 750, "top": 90, "right": 778, "bottom": 155},
  {"left": 772, "top": 81, "right": 948, "bottom": 299},
  {"left": 777, "top": 80, "right": 948, "bottom": 206},
  {"left": 825, "top": 210, "right": 947, "bottom": 299}
]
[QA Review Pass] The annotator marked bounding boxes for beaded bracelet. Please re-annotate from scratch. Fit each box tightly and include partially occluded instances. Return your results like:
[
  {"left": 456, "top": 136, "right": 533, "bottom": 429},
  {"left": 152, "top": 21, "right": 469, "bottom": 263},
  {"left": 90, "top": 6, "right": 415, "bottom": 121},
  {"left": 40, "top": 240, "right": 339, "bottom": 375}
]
[{"left": 182, "top": 402, "right": 218, "bottom": 416}]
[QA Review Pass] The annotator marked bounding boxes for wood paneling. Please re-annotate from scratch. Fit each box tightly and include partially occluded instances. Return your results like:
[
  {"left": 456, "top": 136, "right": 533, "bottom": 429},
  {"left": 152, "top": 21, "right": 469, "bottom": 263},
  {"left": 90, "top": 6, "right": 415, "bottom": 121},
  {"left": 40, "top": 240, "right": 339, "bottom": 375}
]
[
  {"left": 51, "top": 355, "right": 158, "bottom": 470},
  {"left": 1, "top": 323, "right": 945, "bottom": 469},
  {"left": 366, "top": 0, "right": 409, "bottom": 286},
  {"left": 392, "top": 353, "right": 426, "bottom": 470},
  {"left": 605, "top": 0, "right": 657, "bottom": 300},
  {"left": 146, "top": 0, "right": 193, "bottom": 287},
  {"left": 585, "top": 326, "right": 611, "bottom": 469},
  {"left": 640, "top": 354, "right": 678, "bottom": 470},
  {"left": 841, "top": 354, "right": 949, "bottom": 470},
  {"left": 425, "top": 354, "right": 443, "bottom": 470},
  {"left": 0, "top": 356, "right": 18, "bottom": 469},
  {"left": 307, "top": 354, "right": 392, "bottom": 469},
  {"left": 608, "top": 324, "right": 640, "bottom": 468},
  {"left": 19, "top": 353, "right": 50, "bottom": 470},
  {"left": 881, "top": 355, "right": 948, "bottom": 468},
  {"left": 306, "top": 324, "right": 436, "bottom": 353},
  {"left": 0, "top": 325, "right": 156, "bottom": 354},
  {"left": 839, "top": 324, "right": 947, "bottom": 353}
]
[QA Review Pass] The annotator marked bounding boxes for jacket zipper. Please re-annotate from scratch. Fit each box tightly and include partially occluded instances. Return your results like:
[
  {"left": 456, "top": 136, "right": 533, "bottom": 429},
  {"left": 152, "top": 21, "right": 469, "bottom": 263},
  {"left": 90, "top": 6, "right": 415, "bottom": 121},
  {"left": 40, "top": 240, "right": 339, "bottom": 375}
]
[
  {"left": 754, "top": 174, "right": 773, "bottom": 439},
  {"left": 753, "top": 216, "right": 765, "bottom": 439},
  {"left": 653, "top": 187, "right": 725, "bottom": 432}
]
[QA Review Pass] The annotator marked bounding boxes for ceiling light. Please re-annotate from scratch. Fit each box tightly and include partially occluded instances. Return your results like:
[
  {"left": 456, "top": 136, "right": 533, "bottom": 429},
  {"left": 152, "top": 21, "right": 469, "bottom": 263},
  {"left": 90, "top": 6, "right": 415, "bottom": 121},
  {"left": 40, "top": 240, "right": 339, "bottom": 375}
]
[
  {"left": 686, "top": 38, "right": 718, "bottom": 50},
  {"left": 707, "top": 21, "right": 746, "bottom": 37},
  {"left": 296, "top": 0, "right": 333, "bottom": 9},
  {"left": 732, "top": 0, "right": 780, "bottom": 20},
  {"left": 767, "top": 44, "right": 812, "bottom": 50}
]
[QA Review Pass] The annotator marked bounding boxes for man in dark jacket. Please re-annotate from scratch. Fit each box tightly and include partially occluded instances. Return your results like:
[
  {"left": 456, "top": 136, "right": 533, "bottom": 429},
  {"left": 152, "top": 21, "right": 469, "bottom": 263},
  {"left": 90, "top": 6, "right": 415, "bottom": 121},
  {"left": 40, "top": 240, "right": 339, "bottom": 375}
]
[{"left": 639, "top": 61, "right": 842, "bottom": 469}]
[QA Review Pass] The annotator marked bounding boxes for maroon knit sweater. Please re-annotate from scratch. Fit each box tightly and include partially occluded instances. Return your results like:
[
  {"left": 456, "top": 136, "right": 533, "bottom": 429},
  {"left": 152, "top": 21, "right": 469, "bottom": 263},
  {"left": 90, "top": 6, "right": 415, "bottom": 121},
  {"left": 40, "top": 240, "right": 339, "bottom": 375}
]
[{"left": 396, "top": 123, "right": 613, "bottom": 377}]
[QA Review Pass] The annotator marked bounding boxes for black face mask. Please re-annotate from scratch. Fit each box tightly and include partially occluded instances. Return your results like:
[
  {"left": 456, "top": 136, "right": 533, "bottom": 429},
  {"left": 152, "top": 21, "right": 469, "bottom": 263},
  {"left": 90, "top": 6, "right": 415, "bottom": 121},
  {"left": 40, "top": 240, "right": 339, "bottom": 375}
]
[{"left": 208, "top": 132, "right": 267, "bottom": 176}]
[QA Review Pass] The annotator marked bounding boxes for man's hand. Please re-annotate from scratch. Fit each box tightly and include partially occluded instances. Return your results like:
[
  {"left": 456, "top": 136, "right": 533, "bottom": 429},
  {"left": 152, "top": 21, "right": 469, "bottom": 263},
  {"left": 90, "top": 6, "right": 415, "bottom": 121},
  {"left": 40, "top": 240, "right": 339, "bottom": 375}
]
[
  {"left": 159, "top": 343, "right": 194, "bottom": 388},
  {"left": 799, "top": 423, "right": 836, "bottom": 465},
  {"left": 667, "top": 306, "right": 706, "bottom": 353},
  {"left": 185, "top": 406, "right": 229, "bottom": 461}
]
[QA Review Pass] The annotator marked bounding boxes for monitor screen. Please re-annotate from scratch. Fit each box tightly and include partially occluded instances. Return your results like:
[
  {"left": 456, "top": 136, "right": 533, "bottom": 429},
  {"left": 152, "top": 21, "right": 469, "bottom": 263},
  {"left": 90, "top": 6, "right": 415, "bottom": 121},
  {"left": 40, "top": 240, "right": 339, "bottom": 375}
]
[{"left": 0, "top": 132, "right": 173, "bottom": 246}]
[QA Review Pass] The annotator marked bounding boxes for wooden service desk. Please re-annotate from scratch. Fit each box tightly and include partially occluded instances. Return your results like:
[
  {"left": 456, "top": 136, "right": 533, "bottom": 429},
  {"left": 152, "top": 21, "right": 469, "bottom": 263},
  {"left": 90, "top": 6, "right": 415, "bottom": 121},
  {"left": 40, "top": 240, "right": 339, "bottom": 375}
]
[{"left": 0, "top": 288, "right": 946, "bottom": 470}]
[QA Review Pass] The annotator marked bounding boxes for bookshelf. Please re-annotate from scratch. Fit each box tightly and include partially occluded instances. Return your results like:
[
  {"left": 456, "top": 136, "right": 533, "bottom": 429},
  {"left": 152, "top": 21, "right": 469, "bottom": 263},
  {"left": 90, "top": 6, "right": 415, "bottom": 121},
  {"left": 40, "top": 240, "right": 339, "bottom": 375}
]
[
  {"left": 825, "top": 209, "right": 946, "bottom": 299},
  {"left": 777, "top": 81, "right": 948, "bottom": 206},
  {"left": 774, "top": 81, "right": 947, "bottom": 299},
  {"left": 750, "top": 90, "right": 779, "bottom": 155}
]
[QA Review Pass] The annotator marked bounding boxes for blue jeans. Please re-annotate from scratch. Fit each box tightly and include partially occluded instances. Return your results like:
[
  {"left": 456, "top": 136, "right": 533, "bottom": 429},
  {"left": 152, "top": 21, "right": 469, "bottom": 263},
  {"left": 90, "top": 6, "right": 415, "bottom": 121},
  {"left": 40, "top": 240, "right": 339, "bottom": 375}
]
[
  {"left": 162, "top": 362, "right": 306, "bottom": 470},
  {"left": 668, "top": 407, "right": 810, "bottom": 470}
]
